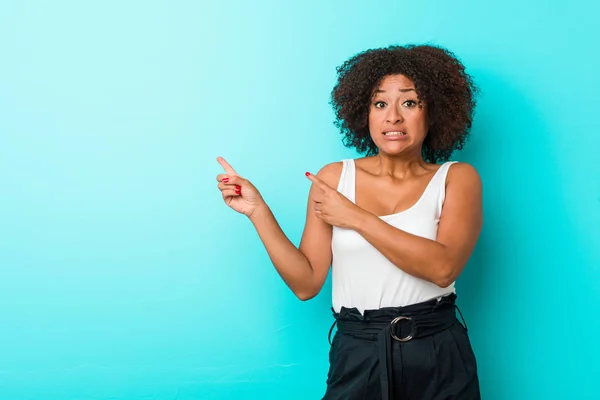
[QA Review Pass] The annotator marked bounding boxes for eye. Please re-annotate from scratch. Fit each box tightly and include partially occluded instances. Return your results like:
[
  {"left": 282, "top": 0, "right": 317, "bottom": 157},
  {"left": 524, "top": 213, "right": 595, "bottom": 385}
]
[
  {"left": 373, "top": 101, "right": 386, "bottom": 108},
  {"left": 403, "top": 100, "right": 417, "bottom": 107}
]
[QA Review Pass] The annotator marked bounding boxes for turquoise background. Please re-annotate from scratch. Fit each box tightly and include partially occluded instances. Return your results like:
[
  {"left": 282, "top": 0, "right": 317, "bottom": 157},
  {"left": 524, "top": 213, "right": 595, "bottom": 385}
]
[{"left": 1, "top": 1, "right": 598, "bottom": 399}]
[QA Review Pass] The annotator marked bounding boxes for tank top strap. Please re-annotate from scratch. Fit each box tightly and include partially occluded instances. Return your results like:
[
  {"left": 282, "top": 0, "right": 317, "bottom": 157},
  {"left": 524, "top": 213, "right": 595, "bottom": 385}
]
[
  {"left": 336, "top": 159, "right": 356, "bottom": 203},
  {"left": 429, "top": 161, "right": 458, "bottom": 217},
  {"left": 432, "top": 161, "right": 457, "bottom": 186}
]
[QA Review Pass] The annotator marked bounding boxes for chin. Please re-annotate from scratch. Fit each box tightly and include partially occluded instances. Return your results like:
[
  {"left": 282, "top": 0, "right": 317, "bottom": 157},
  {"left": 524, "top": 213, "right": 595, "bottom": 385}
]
[{"left": 377, "top": 143, "right": 412, "bottom": 155}]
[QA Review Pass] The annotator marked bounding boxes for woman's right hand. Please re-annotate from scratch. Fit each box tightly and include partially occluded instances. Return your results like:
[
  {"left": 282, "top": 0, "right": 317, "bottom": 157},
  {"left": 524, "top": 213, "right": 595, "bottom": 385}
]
[{"left": 216, "top": 156, "right": 264, "bottom": 217}]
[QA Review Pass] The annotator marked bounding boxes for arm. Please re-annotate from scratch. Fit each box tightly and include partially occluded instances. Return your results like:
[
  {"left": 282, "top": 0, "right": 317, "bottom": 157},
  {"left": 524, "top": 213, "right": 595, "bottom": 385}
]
[
  {"left": 228, "top": 162, "right": 341, "bottom": 300},
  {"left": 350, "top": 163, "right": 483, "bottom": 287}
]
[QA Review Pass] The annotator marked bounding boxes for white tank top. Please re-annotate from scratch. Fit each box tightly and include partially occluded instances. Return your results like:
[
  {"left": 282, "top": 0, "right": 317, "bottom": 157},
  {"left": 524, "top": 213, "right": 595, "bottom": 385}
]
[{"left": 331, "top": 159, "right": 457, "bottom": 314}]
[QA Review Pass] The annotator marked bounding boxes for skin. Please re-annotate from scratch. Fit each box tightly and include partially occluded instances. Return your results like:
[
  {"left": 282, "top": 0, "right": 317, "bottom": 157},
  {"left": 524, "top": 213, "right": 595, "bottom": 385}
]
[{"left": 216, "top": 74, "right": 483, "bottom": 300}]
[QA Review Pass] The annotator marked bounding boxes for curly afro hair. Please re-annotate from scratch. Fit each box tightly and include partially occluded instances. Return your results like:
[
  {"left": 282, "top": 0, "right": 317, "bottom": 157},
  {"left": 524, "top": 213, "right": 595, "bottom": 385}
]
[{"left": 330, "top": 44, "right": 478, "bottom": 163}]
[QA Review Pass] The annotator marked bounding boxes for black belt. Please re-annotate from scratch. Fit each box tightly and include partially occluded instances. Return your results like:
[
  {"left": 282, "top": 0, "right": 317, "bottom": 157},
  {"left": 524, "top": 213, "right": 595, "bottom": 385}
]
[{"left": 328, "top": 294, "right": 465, "bottom": 400}]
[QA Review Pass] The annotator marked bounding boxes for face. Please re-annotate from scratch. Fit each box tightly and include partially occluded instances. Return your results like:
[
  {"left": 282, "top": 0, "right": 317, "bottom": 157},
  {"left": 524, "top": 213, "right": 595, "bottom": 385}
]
[{"left": 368, "top": 74, "right": 429, "bottom": 157}]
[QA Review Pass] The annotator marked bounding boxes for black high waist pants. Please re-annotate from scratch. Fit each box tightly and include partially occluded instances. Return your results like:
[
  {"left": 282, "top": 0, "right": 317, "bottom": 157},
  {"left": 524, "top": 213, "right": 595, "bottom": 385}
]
[{"left": 322, "top": 294, "right": 480, "bottom": 400}]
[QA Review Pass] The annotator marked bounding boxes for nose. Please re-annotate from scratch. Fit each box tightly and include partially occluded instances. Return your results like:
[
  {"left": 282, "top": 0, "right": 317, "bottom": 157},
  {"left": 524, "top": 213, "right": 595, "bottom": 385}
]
[{"left": 386, "top": 103, "right": 404, "bottom": 124}]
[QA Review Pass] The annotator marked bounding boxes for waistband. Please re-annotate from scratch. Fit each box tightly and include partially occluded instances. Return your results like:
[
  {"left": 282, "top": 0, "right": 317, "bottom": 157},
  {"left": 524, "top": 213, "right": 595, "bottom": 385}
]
[{"left": 328, "top": 294, "right": 465, "bottom": 400}]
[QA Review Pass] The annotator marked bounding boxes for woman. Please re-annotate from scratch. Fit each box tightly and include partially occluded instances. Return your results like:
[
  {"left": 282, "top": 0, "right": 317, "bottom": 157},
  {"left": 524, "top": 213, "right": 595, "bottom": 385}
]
[{"left": 216, "top": 44, "right": 482, "bottom": 400}]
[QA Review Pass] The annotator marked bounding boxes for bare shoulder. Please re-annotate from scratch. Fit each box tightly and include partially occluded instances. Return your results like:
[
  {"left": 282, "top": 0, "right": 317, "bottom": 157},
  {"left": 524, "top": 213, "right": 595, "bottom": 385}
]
[
  {"left": 315, "top": 161, "right": 344, "bottom": 189},
  {"left": 447, "top": 162, "right": 482, "bottom": 189}
]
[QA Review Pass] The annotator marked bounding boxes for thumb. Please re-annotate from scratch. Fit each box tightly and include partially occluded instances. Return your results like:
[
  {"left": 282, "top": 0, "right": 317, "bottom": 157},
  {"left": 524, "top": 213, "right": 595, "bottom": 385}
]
[{"left": 224, "top": 174, "right": 246, "bottom": 186}]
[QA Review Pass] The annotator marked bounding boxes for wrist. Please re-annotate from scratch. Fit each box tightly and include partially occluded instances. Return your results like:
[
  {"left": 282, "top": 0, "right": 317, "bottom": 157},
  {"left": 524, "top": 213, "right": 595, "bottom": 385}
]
[
  {"left": 350, "top": 207, "right": 373, "bottom": 231},
  {"left": 248, "top": 201, "right": 270, "bottom": 224}
]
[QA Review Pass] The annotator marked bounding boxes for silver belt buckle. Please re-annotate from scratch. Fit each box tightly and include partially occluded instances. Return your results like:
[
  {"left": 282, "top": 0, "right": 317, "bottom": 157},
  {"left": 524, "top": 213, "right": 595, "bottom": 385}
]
[{"left": 390, "top": 316, "right": 415, "bottom": 342}]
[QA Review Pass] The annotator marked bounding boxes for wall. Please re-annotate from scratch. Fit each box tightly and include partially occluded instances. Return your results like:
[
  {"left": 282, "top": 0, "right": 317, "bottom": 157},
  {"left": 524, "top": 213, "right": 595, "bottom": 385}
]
[{"left": 1, "top": 1, "right": 598, "bottom": 399}]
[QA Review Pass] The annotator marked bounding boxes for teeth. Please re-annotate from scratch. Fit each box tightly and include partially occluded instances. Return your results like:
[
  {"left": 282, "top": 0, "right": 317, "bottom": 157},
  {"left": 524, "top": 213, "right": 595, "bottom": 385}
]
[{"left": 384, "top": 131, "right": 406, "bottom": 136}]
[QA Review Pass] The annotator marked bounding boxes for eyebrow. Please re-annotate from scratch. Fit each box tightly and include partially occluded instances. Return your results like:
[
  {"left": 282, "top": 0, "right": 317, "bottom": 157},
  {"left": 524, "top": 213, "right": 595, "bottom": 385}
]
[{"left": 375, "top": 88, "right": 416, "bottom": 93}]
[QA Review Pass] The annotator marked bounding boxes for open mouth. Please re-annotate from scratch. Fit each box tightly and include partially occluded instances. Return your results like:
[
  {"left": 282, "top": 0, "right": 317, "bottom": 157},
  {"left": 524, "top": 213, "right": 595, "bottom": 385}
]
[{"left": 383, "top": 131, "right": 406, "bottom": 136}]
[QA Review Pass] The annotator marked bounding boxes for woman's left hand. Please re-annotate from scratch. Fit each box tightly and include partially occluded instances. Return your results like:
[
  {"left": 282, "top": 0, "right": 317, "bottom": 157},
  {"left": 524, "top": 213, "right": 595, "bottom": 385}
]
[{"left": 306, "top": 172, "right": 364, "bottom": 229}]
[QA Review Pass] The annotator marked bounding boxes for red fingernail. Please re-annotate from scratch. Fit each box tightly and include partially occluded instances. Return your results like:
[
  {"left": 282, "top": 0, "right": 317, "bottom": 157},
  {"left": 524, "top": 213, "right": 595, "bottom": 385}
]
[
  {"left": 305, "top": 172, "right": 310, "bottom": 176},
  {"left": 223, "top": 178, "right": 229, "bottom": 183},
  {"left": 235, "top": 185, "right": 240, "bottom": 190}
]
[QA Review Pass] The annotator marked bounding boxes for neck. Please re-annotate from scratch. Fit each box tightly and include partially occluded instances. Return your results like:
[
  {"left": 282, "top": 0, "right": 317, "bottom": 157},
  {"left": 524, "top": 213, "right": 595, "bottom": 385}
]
[{"left": 371, "top": 152, "right": 428, "bottom": 178}]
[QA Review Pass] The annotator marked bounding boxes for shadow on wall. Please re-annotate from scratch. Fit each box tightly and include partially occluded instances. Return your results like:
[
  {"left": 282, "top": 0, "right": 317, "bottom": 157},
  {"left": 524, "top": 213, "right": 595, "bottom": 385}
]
[{"left": 455, "top": 69, "right": 595, "bottom": 399}]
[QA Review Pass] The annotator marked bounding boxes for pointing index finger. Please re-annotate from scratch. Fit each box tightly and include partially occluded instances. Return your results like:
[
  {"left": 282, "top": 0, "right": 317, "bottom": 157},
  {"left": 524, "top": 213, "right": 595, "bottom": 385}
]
[
  {"left": 217, "top": 156, "right": 238, "bottom": 175},
  {"left": 306, "top": 172, "right": 331, "bottom": 191}
]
